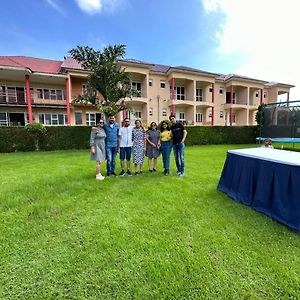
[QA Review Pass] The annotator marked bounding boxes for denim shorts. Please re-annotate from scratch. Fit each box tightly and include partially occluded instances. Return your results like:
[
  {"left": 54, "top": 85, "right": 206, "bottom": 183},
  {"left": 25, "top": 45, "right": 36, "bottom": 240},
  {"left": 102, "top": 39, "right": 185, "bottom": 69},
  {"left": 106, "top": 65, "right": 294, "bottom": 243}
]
[{"left": 120, "top": 147, "right": 132, "bottom": 160}]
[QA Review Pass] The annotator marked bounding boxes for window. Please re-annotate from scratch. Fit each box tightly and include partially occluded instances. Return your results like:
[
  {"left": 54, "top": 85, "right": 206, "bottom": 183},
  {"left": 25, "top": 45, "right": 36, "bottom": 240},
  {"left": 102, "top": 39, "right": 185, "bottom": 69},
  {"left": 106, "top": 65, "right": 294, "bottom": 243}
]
[
  {"left": 196, "top": 88, "right": 203, "bottom": 101},
  {"left": 86, "top": 113, "right": 96, "bottom": 126},
  {"left": 75, "top": 112, "right": 83, "bottom": 125},
  {"left": 160, "top": 80, "right": 166, "bottom": 88},
  {"left": 134, "top": 111, "right": 142, "bottom": 119},
  {"left": 209, "top": 112, "right": 212, "bottom": 118},
  {"left": 264, "top": 93, "right": 266, "bottom": 98},
  {"left": 82, "top": 84, "right": 88, "bottom": 95},
  {"left": 0, "top": 112, "right": 8, "bottom": 126},
  {"left": 39, "top": 113, "right": 67, "bottom": 125},
  {"left": 149, "top": 107, "right": 153, "bottom": 116},
  {"left": 162, "top": 108, "right": 167, "bottom": 116},
  {"left": 179, "top": 112, "right": 185, "bottom": 120},
  {"left": 149, "top": 79, "right": 153, "bottom": 87},
  {"left": 209, "top": 87, "right": 213, "bottom": 93},
  {"left": 170, "top": 86, "right": 185, "bottom": 100},
  {"left": 219, "top": 88, "right": 223, "bottom": 94},
  {"left": 255, "top": 92, "right": 259, "bottom": 97},
  {"left": 126, "top": 111, "right": 131, "bottom": 119},
  {"left": 196, "top": 113, "right": 203, "bottom": 123},
  {"left": 132, "top": 81, "right": 142, "bottom": 97},
  {"left": 232, "top": 114, "right": 236, "bottom": 123},
  {"left": 220, "top": 111, "right": 224, "bottom": 118},
  {"left": 36, "top": 88, "right": 65, "bottom": 100}
]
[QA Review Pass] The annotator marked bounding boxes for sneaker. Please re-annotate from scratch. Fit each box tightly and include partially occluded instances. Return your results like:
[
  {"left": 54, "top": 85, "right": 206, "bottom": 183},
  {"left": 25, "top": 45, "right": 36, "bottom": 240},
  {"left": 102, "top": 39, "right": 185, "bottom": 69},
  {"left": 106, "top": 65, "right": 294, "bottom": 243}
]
[
  {"left": 164, "top": 169, "right": 169, "bottom": 176},
  {"left": 96, "top": 174, "right": 104, "bottom": 180},
  {"left": 179, "top": 172, "right": 184, "bottom": 177},
  {"left": 127, "top": 170, "right": 132, "bottom": 176},
  {"left": 177, "top": 171, "right": 181, "bottom": 176},
  {"left": 119, "top": 170, "right": 126, "bottom": 176},
  {"left": 135, "top": 171, "right": 139, "bottom": 175},
  {"left": 149, "top": 169, "right": 153, "bottom": 173},
  {"left": 153, "top": 168, "right": 157, "bottom": 172}
]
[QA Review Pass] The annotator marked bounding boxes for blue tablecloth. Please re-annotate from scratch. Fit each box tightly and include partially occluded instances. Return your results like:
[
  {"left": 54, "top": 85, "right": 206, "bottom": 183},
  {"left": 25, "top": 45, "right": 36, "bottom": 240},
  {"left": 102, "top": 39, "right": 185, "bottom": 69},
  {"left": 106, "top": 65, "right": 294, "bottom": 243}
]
[{"left": 218, "top": 149, "right": 300, "bottom": 232}]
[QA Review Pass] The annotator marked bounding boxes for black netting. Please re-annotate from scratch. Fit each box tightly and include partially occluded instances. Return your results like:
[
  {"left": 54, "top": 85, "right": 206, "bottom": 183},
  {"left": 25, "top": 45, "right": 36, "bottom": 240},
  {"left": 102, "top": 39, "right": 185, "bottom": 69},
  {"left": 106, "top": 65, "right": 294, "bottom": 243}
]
[{"left": 261, "top": 101, "right": 300, "bottom": 138}]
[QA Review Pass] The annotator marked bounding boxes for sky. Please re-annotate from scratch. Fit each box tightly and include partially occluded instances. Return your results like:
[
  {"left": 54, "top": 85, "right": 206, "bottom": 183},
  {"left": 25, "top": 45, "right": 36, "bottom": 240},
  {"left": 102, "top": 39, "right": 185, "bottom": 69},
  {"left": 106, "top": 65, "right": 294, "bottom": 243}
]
[{"left": 0, "top": 0, "right": 299, "bottom": 99}]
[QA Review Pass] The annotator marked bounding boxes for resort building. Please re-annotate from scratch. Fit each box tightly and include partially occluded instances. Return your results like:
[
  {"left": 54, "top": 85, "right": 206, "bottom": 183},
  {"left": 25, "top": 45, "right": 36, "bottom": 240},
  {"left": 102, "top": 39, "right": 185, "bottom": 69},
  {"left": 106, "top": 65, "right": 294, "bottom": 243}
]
[{"left": 0, "top": 55, "right": 294, "bottom": 127}]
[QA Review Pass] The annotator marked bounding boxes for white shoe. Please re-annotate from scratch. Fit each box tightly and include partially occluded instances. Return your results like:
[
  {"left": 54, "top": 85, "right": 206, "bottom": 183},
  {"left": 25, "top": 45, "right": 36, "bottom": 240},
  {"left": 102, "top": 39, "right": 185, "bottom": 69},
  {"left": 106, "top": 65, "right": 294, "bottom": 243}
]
[{"left": 96, "top": 174, "right": 104, "bottom": 180}]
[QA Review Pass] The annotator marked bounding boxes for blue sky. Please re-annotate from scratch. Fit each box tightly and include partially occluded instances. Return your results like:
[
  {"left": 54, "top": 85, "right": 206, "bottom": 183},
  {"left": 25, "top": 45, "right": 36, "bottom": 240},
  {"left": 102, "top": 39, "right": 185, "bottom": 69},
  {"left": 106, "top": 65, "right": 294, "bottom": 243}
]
[{"left": 0, "top": 0, "right": 299, "bottom": 98}]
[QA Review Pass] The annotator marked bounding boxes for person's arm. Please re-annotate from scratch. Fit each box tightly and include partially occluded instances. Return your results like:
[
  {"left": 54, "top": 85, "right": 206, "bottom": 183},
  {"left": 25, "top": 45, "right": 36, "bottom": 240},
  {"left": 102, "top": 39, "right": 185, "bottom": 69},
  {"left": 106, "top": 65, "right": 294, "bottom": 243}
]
[
  {"left": 181, "top": 129, "right": 187, "bottom": 144},
  {"left": 146, "top": 132, "right": 155, "bottom": 147},
  {"left": 90, "top": 130, "right": 96, "bottom": 154},
  {"left": 118, "top": 131, "right": 121, "bottom": 152}
]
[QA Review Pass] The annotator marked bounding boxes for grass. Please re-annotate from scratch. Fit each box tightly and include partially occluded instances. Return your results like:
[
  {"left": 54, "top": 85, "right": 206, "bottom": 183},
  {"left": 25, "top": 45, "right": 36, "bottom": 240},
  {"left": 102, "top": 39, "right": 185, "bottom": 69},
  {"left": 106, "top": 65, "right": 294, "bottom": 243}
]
[{"left": 0, "top": 145, "right": 299, "bottom": 299}]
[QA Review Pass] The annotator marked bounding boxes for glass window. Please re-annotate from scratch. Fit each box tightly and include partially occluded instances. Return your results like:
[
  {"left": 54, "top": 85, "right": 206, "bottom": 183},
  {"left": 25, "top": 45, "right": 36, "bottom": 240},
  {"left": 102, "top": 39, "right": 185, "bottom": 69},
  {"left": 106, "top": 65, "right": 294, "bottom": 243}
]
[
  {"left": 0, "top": 112, "right": 8, "bottom": 126},
  {"left": 44, "top": 89, "right": 50, "bottom": 99},
  {"left": 149, "top": 108, "right": 153, "bottom": 116},
  {"left": 220, "top": 111, "right": 224, "bottom": 118},
  {"left": 134, "top": 111, "right": 142, "bottom": 118},
  {"left": 160, "top": 80, "right": 166, "bottom": 88},
  {"left": 56, "top": 90, "right": 63, "bottom": 100},
  {"left": 196, "top": 113, "right": 203, "bottom": 123},
  {"left": 50, "top": 90, "right": 57, "bottom": 100},
  {"left": 58, "top": 114, "right": 64, "bottom": 125},
  {"left": 196, "top": 88, "right": 203, "bottom": 101},
  {"left": 52, "top": 114, "right": 58, "bottom": 125},
  {"left": 37, "top": 89, "right": 43, "bottom": 99},
  {"left": 179, "top": 112, "right": 185, "bottom": 120},
  {"left": 75, "top": 112, "right": 82, "bottom": 125},
  {"left": 219, "top": 88, "right": 223, "bottom": 94},
  {"left": 149, "top": 80, "right": 153, "bottom": 87},
  {"left": 162, "top": 109, "right": 167, "bottom": 116}
]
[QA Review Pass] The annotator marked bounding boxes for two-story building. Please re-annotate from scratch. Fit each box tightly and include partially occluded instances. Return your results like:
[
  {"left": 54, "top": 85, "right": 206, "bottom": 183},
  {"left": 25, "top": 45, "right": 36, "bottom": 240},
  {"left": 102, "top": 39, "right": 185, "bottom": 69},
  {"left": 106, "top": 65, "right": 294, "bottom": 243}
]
[{"left": 0, "top": 55, "right": 294, "bottom": 127}]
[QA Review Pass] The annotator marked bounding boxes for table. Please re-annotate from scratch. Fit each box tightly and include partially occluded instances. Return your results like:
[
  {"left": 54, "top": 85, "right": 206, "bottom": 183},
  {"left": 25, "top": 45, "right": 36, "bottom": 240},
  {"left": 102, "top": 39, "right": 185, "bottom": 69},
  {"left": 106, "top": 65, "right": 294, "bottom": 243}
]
[{"left": 218, "top": 148, "right": 300, "bottom": 232}]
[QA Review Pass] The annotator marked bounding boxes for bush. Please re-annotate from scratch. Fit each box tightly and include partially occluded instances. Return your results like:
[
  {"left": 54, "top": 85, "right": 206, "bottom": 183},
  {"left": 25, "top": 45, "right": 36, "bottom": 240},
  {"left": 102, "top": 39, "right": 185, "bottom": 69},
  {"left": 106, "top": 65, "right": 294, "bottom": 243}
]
[{"left": 0, "top": 125, "right": 257, "bottom": 153}]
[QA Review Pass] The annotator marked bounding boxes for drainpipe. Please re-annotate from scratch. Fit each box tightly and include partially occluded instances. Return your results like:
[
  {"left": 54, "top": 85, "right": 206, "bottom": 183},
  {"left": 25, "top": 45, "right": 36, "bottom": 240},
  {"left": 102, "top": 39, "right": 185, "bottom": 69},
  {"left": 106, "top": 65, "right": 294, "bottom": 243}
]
[
  {"left": 65, "top": 78, "right": 71, "bottom": 125},
  {"left": 230, "top": 85, "right": 233, "bottom": 127},
  {"left": 157, "top": 95, "right": 160, "bottom": 123},
  {"left": 211, "top": 83, "right": 215, "bottom": 126},
  {"left": 25, "top": 75, "right": 33, "bottom": 123}
]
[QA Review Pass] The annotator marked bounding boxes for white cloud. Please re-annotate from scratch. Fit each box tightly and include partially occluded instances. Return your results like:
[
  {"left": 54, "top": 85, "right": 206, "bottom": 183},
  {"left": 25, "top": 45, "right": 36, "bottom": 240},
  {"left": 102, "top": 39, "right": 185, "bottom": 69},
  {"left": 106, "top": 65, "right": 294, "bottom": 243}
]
[
  {"left": 74, "top": 0, "right": 103, "bottom": 14},
  {"left": 47, "top": 0, "right": 66, "bottom": 15},
  {"left": 202, "top": 0, "right": 300, "bottom": 100}
]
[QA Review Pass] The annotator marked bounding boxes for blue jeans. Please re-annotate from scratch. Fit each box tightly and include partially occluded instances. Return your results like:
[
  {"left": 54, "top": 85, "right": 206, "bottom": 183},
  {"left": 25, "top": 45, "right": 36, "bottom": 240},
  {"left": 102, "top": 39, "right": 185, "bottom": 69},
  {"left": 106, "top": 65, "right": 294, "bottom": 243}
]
[
  {"left": 161, "top": 141, "right": 172, "bottom": 170},
  {"left": 106, "top": 146, "right": 117, "bottom": 175},
  {"left": 173, "top": 143, "right": 185, "bottom": 174}
]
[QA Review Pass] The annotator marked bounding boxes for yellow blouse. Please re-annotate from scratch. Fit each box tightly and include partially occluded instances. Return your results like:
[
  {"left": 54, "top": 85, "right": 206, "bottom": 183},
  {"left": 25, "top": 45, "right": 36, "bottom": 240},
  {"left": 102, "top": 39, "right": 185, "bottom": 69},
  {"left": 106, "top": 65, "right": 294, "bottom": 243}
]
[{"left": 160, "top": 130, "right": 172, "bottom": 142}]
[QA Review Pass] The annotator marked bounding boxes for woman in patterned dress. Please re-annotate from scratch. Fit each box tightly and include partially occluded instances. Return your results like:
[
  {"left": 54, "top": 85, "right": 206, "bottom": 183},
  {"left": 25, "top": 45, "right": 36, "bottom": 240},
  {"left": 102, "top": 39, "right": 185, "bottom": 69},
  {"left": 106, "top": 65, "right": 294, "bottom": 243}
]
[
  {"left": 90, "top": 119, "right": 106, "bottom": 180},
  {"left": 132, "top": 119, "right": 146, "bottom": 175}
]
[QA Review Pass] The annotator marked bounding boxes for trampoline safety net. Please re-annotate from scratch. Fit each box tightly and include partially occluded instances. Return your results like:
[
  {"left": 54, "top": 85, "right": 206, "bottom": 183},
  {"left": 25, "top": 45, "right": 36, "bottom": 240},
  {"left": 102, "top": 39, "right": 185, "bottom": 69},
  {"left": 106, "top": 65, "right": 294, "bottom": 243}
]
[{"left": 260, "top": 101, "right": 300, "bottom": 138}]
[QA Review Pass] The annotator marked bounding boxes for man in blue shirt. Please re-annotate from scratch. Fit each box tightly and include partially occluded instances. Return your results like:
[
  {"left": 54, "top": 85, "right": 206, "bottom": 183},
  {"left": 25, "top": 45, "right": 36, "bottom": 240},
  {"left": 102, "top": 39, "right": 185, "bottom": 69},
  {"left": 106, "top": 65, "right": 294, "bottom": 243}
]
[{"left": 104, "top": 114, "right": 119, "bottom": 176}]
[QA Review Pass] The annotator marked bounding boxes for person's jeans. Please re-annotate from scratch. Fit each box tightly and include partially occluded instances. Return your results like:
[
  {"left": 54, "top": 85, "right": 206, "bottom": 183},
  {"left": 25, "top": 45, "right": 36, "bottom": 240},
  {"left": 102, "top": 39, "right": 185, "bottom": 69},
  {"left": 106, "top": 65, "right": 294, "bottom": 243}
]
[
  {"left": 106, "top": 146, "right": 117, "bottom": 175},
  {"left": 161, "top": 141, "right": 172, "bottom": 170},
  {"left": 173, "top": 143, "right": 185, "bottom": 174}
]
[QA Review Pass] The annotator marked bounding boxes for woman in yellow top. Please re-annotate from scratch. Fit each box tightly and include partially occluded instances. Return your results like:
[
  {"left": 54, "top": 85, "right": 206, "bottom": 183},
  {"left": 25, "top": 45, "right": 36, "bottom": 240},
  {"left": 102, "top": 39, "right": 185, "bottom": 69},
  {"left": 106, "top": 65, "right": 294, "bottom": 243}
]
[{"left": 160, "top": 121, "right": 172, "bottom": 175}]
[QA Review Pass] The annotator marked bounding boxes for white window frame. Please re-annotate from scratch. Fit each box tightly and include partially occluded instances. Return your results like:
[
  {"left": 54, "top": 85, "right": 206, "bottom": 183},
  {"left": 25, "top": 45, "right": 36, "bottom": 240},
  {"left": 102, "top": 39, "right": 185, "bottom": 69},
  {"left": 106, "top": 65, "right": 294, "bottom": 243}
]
[
  {"left": 36, "top": 88, "right": 65, "bottom": 100},
  {"left": 149, "top": 79, "right": 153, "bottom": 87},
  {"left": 179, "top": 112, "right": 185, "bottom": 120},
  {"left": 162, "top": 108, "right": 167, "bottom": 116},
  {"left": 134, "top": 111, "right": 142, "bottom": 119},
  {"left": 220, "top": 111, "right": 224, "bottom": 118},
  {"left": 196, "top": 88, "right": 203, "bottom": 101},
  {"left": 86, "top": 112, "right": 96, "bottom": 126},
  {"left": 196, "top": 113, "right": 203, "bottom": 123},
  {"left": 160, "top": 80, "right": 166, "bottom": 89},
  {"left": 149, "top": 107, "right": 153, "bottom": 116},
  {"left": 0, "top": 112, "right": 8, "bottom": 126},
  {"left": 75, "top": 111, "right": 83, "bottom": 125},
  {"left": 39, "top": 113, "right": 67, "bottom": 126}
]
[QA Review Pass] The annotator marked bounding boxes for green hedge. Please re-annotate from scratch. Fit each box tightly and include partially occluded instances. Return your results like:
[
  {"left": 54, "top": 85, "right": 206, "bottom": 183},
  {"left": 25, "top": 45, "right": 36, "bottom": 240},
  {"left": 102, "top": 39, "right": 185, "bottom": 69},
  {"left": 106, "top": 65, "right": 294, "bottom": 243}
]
[
  {"left": 0, "top": 125, "right": 257, "bottom": 153},
  {"left": 185, "top": 125, "right": 258, "bottom": 146}
]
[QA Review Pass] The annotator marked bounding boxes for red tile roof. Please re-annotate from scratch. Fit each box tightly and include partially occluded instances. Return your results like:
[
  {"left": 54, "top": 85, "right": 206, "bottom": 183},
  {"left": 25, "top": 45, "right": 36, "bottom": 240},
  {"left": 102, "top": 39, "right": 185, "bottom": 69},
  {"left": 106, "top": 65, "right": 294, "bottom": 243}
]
[
  {"left": 61, "top": 57, "right": 83, "bottom": 70},
  {"left": 0, "top": 56, "right": 62, "bottom": 74}
]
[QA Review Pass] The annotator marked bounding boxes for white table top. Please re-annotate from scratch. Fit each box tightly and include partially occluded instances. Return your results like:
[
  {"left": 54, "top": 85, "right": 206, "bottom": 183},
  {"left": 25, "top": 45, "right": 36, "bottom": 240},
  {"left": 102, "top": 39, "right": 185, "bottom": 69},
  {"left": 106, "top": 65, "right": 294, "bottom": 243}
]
[{"left": 228, "top": 148, "right": 300, "bottom": 166}]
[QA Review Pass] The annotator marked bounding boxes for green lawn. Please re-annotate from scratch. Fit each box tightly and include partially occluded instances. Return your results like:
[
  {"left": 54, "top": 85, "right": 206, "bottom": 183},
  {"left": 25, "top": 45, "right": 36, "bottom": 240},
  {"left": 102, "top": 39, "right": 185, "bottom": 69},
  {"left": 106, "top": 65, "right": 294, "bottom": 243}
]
[{"left": 0, "top": 145, "right": 299, "bottom": 299}]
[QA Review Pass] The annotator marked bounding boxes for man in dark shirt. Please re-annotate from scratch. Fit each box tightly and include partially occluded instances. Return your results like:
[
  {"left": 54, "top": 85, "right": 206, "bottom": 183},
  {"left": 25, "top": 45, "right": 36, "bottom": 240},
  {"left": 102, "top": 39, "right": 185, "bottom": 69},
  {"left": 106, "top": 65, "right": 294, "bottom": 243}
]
[{"left": 169, "top": 114, "right": 187, "bottom": 176}]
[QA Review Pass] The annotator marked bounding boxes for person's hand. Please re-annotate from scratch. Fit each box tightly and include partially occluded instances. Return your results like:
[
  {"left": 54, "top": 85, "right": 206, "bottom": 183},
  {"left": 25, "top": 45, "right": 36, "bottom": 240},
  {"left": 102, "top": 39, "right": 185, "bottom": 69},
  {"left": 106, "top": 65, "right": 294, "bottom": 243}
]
[{"left": 91, "top": 147, "right": 96, "bottom": 154}]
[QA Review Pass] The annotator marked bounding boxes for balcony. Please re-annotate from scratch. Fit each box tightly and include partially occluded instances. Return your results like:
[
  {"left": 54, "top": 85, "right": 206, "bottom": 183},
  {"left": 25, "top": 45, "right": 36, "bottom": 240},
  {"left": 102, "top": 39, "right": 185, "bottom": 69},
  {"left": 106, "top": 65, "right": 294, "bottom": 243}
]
[{"left": 168, "top": 98, "right": 194, "bottom": 107}]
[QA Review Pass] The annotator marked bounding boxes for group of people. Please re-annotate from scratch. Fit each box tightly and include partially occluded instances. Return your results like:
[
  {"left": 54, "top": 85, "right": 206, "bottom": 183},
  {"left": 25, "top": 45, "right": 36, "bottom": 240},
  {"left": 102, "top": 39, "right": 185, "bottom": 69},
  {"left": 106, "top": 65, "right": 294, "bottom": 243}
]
[{"left": 90, "top": 114, "right": 187, "bottom": 180}]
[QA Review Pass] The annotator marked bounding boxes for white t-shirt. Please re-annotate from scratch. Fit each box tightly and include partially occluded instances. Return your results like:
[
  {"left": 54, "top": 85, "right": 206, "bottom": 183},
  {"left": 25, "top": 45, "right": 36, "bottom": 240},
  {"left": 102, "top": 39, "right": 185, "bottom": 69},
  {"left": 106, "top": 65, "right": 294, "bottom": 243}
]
[{"left": 119, "top": 126, "right": 133, "bottom": 147}]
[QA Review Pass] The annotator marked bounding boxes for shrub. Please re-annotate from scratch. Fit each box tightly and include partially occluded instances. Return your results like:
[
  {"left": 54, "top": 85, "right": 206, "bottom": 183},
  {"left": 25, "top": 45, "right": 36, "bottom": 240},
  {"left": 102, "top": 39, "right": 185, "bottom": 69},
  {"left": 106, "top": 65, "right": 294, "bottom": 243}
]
[{"left": 0, "top": 125, "right": 257, "bottom": 153}]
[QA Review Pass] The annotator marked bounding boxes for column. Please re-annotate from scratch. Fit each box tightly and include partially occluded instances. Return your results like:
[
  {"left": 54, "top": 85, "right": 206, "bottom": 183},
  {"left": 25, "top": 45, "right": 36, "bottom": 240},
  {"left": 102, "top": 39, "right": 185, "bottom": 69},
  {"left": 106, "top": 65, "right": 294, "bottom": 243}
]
[
  {"left": 172, "top": 77, "right": 175, "bottom": 114},
  {"left": 65, "top": 78, "right": 71, "bottom": 125},
  {"left": 260, "top": 88, "right": 263, "bottom": 105},
  {"left": 25, "top": 75, "right": 33, "bottom": 123},
  {"left": 230, "top": 85, "right": 233, "bottom": 127},
  {"left": 211, "top": 82, "right": 215, "bottom": 126}
]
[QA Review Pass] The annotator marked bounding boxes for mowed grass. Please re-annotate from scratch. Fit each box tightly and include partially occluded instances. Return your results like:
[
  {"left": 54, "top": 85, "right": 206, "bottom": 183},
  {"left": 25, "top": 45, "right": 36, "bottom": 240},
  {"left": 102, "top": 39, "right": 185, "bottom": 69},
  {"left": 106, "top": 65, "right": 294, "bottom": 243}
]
[{"left": 0, "top": 145, "right": 299, "bottom": 299}]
